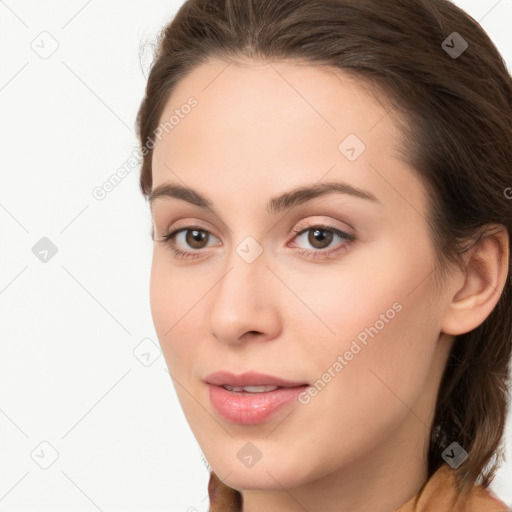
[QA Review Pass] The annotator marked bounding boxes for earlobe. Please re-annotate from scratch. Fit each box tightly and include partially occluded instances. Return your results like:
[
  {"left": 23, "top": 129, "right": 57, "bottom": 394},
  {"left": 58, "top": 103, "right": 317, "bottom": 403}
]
[{"left": 440, "top": 226, "right": 509, "bottom": 336}]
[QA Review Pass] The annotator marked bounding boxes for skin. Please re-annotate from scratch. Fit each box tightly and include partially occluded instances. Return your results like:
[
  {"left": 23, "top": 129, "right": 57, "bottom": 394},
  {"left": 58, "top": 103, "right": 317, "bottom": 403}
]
[{"left": 148, "top": 57, "right": 509, "bottom": 512}]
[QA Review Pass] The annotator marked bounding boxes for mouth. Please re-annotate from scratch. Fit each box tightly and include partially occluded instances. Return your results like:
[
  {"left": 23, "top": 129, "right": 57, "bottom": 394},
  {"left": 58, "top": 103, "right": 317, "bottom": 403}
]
[{"left": 204, "top": 371, "right": 310, "bottom": 425}]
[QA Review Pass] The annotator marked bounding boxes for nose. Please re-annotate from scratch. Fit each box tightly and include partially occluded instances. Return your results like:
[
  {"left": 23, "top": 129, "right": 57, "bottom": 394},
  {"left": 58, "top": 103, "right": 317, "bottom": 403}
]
[{"left": 207, "top": 246, "right": 281, "bottom": 345}]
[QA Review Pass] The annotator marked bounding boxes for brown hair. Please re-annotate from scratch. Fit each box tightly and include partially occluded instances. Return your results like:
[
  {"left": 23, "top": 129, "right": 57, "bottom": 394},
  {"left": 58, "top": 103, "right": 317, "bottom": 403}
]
[{"left": 136, "top": 0, "right": 512, "bottom": 510}]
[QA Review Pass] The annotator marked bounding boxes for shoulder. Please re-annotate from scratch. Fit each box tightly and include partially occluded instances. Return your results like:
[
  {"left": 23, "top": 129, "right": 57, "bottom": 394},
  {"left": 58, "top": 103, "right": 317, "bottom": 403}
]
[{"left": 397, "top": 464, "right": 510, "bottom": 512}]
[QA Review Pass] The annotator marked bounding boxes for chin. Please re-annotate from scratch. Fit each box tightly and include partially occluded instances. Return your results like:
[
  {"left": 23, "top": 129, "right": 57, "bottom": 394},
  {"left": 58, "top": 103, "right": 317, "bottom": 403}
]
[
  {"left": 208, "top": 449, "right": 315, "bottom": 491},
  {"left": 220, "top": 469, "right": 300, "bottom": 492}
]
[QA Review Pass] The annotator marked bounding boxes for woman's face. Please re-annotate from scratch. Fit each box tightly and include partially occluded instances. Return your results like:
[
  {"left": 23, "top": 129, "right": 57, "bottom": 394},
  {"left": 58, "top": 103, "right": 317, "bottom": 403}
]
[{"left": 149, "top": 58, "right": 456, "bottom": 496}]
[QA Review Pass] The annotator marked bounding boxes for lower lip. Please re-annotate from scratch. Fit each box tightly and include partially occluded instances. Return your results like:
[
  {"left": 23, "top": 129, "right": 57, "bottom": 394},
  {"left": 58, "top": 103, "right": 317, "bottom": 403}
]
[{"left": 207, "top": 384, "right": 308, "bottom": 425}]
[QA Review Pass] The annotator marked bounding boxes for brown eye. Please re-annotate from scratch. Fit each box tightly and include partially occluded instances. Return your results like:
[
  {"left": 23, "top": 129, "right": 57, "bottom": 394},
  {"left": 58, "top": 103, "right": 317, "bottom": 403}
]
[
  {"left": 185, "top": 229, "right": 209, "bottom": 249},
  {"left": 159, "top": 226, "right": 221, "bottom": 259},
  {"left": 307, "top": 228, "right": 334, "bottom": 249},
  {"left": 291, "top": 223, "right": 355, "bottom": 259}
]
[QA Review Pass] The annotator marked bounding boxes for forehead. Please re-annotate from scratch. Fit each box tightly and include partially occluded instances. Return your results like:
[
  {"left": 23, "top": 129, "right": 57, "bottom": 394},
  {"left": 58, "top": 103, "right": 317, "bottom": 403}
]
[
  {"left": 154, "top": 57, "right": 398, "bottom": 155},
  {"left": 150, "top": 58, "right": 426, "bottom": 218}
]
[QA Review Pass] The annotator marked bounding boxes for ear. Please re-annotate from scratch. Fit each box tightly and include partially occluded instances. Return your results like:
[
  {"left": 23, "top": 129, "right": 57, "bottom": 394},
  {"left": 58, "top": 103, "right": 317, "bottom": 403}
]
[{"left": 441, "top": 225, "right": 509, "bottom": 336}]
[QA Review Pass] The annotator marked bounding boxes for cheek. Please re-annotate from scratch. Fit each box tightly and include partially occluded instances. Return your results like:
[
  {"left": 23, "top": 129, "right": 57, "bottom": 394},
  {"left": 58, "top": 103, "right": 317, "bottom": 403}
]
[
  {"left": 288, "top": 238, "right": 437, "bottom": 355},
  {"left": 149, "top": 254, "right": 195, "bottom": 366},
  {"left": 149, "top": 255, "right": 173, "bottom": 339},
  {"left": 290, "top": 235, "right": 440, "bottom": 409},
  {"left": 149, "top": 251, "right": 218, "bottom": 382}
]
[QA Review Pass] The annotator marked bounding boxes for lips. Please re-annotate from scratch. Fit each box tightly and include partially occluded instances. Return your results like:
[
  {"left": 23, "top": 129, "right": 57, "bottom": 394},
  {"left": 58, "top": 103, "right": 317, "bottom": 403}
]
[
  {"left": 204, "top": 370, "right": 309, "bottom": 388},
  {"left": 204, "top": 371, "right": 310, "bottom": 425}
]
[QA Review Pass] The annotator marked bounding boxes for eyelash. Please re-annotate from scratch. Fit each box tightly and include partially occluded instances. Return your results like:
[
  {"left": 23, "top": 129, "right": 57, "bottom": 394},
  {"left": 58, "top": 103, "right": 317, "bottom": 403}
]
[{"left": 158, "top": 222, "right": 355, "bottom": 260}]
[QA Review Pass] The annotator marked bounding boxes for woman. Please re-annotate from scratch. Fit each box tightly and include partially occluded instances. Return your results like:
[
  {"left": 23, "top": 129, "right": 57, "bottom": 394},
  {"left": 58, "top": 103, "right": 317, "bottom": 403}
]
[{"left": 136, "top": 0, "right": 512, "bottom": 510}]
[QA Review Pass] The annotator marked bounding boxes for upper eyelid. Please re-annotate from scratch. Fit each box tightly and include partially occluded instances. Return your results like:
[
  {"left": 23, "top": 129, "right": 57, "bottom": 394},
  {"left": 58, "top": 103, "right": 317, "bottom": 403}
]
[
  {"left": 165, "top": 219, "right": 348, "bottom": 234},
  {"left": 164, "top": 219, "right": 218, "bottom": 236},
  {"left": 165, "top": 222, "right": 352, "bottom": 246}
]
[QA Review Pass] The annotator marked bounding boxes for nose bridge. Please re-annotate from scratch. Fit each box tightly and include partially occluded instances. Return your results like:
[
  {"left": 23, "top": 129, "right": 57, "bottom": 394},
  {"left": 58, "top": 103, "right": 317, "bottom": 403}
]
[
  {"left": 213, "top": 241, "right": 267, "bottom": 313},
  {"left": 208, "top": 237, "right": 277, "bottom": 342}
]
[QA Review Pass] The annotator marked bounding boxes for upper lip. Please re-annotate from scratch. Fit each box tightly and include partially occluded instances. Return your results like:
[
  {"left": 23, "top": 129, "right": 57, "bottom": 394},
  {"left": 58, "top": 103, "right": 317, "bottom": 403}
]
[{"left": 204, "top": 371, "right": 309, "bottom": 388}]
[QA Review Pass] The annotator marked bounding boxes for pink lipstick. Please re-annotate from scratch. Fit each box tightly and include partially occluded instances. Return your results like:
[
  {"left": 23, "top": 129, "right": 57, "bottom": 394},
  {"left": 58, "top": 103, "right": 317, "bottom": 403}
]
[{"left": 205, "top": 371, "right": 309, "bottom": 425}]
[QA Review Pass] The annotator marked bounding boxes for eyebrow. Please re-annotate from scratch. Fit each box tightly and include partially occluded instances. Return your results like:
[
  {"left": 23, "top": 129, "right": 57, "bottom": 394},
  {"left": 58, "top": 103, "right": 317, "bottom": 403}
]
[{"left": 149, "top": 180, "right": 380, "bottom": 215}]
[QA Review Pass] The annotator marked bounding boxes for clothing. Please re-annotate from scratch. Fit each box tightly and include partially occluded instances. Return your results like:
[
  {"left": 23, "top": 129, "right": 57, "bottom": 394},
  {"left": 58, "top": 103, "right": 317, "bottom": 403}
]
[{"left": 397, "top": 464, "right": 510, "bottom": 512}]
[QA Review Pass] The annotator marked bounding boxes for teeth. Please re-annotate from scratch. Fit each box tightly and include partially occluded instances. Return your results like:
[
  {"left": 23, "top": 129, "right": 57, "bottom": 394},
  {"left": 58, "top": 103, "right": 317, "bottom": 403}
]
[{"left": 223, "top": 385, "right": 279, "bottom": 393}]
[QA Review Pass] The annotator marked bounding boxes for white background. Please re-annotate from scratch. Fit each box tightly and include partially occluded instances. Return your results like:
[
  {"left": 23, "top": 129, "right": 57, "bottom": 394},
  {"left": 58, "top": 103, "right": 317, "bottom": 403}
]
[{"left": 0, "top": 1, "right": 511, "bottom": 510}]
